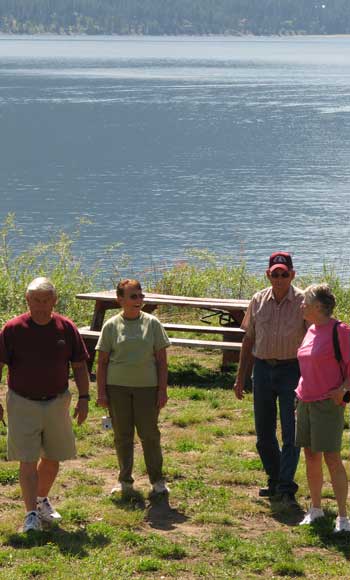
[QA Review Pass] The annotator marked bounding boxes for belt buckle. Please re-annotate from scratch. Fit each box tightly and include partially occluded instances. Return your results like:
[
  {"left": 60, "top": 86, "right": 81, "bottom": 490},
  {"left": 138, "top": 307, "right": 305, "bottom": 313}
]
[{"left": 267, "top": 359, "right": 278, "bottom": 367}]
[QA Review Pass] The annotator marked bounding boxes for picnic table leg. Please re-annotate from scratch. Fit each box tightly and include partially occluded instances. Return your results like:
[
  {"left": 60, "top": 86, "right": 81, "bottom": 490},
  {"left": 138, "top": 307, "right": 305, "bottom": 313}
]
[
  {"left": 221, "top": 344, "right": 240, "bottom": 371},
  {"left": 221, "top": 336, "right": 253, "bottom": 392},
  {"left": 142, "top": 304, "right": 158, "bottom": 314},
  {"left": 84, "top": 337, "right": 100, "bottom": 377},
  {"left": 220, "top": 309, "right": 245, "bottom": 370},
  {"left": 221, "top": 345, "right": 252, "bottom": 390},
  {"left": 90, "top": 299, "right": 109, "bottom": 331},
  {"left": 86, "top": 300, "right": 109, "bottom": 376}
]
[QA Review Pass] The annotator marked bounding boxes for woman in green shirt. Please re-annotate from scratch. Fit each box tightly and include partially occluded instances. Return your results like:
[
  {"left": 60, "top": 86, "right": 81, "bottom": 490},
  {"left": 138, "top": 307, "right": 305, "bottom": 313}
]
[{"left": 96, "top": 279, "right": 170, "bottom": 495}]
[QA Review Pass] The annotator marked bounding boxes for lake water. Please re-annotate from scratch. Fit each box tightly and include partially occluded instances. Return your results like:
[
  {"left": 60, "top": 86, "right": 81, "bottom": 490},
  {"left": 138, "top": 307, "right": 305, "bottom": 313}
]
[{"left": 1, "top": 35, "right": 350, "bottom": 280}]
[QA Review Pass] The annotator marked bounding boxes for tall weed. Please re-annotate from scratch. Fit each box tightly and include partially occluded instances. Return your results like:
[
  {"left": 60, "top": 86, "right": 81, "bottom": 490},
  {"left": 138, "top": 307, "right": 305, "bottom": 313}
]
[
  {"left": 0, "top": 214, "right": 95, "bottom": 327},
  {"left": 151, "top": 249, "right": 265, "bottom": 299},
  {"left": 1, "top": 215, "right": 350, "bottom": 327}
]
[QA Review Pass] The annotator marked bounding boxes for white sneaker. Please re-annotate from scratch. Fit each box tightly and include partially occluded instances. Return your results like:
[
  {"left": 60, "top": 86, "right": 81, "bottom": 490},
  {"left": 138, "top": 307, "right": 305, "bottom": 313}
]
[
  {"left": 110, "top": 482, "right": 134, "bottom": 495},
  {"left": 334, "top": 516, "right": 350, "bottom": 533},
  {"left": 151, "top": 480, "right": 170, "bottom": 494},
  {"left": 299, "top": 507, "right": 324, "bottom": 525},
  {"left": 37, "top": 497, "right": 62, "bottom": 523},
  {"left": 23, "top": 511, "right": 42, "bottom": 532}
]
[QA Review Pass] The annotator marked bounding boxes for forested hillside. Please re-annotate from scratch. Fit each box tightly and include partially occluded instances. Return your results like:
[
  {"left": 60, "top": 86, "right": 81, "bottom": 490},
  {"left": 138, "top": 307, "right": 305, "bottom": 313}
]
[{"left": 0, "top": 0, "right": 349, "bottom": 35}]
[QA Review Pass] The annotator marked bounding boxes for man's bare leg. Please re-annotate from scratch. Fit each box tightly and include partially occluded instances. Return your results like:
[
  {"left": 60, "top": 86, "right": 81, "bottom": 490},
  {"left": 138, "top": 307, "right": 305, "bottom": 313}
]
[
  {"left": 19, "top": 462, "right": 38, "bottom": 512},
  {"left": 37, "top": 458, "right": 59, "bottom": 498}
]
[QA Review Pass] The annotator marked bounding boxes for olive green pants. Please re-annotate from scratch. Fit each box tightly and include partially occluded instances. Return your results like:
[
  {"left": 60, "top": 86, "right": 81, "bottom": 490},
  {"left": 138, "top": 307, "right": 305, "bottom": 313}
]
[{"left": 106, "top": 385, "right": 163, "bottom": 484}]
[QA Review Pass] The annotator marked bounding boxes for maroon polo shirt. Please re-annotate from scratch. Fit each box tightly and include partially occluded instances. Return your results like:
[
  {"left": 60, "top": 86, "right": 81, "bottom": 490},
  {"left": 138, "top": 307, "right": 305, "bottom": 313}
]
[{"left": 0, "top": 312, "right": 89, "bottom": 398}]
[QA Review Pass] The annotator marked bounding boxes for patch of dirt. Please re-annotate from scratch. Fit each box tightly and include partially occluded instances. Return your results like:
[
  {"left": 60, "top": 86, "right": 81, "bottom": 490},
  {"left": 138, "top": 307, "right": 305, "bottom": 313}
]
[{"left": 237, "top": 512, "right": 282, "bottom": 538}]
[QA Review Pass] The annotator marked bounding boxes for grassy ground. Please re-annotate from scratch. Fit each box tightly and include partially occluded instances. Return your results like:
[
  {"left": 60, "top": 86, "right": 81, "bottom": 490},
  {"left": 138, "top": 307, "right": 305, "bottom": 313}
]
[{"left": 0, "top": 350, "right": 350, "bottom": 579}]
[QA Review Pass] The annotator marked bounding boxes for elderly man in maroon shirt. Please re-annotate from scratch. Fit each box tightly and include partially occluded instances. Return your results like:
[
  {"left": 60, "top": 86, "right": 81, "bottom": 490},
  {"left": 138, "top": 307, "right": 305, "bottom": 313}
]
[{"left": 0, "top": 277, "right": 90, "bottom": 532}]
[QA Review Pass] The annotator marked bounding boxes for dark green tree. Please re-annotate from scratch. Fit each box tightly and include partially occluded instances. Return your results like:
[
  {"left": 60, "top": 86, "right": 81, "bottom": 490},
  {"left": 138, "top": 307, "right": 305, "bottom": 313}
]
[{"left": 0, "top": 0, "right": 350, "bottom": 35}]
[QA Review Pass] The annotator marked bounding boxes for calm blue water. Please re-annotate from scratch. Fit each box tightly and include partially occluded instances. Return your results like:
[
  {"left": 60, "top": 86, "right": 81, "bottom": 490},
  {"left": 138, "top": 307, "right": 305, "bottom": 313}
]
[{"left": 1, "top": 35, "right": 350, "bottom": 279}]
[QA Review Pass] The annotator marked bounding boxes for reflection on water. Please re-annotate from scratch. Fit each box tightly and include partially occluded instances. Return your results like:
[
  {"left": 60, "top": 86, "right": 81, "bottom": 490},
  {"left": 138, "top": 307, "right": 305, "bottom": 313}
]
[{"left": 1, "top": 36, "right": 350, "bottom": 278}]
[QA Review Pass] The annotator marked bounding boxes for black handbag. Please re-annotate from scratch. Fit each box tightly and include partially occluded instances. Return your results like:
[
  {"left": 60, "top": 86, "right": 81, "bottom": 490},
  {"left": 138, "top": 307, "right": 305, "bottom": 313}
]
[{"left": 333, "top": 320, "right": 350, "bottom": 403}]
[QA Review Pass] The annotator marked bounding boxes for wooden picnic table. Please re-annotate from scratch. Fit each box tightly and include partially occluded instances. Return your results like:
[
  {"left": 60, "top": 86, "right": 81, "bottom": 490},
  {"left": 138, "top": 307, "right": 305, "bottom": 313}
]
[{"left": 76, "top": 290, "right": 250, "bottom": 371}]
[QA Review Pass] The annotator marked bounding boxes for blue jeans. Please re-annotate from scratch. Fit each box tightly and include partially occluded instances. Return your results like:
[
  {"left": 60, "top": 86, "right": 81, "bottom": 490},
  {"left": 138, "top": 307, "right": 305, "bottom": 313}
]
[{"left": 253, "top": 358, "right": 300, "bottom": 494}]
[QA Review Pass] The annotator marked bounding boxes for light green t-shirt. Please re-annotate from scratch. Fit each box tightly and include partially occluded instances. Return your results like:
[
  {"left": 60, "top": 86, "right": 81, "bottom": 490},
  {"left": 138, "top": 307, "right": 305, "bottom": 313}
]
[{"left": 96, "top": 311, "right": 170, "bottom": 387}]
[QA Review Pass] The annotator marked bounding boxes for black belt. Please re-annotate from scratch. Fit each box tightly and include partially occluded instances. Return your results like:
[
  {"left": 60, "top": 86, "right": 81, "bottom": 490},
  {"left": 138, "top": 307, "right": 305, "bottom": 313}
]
[
  {"left": 13, "top": 392, "right": 62, "bottom": 401},
  {"left": 262, "top": 358, "right": 298, "bottom": 367}
]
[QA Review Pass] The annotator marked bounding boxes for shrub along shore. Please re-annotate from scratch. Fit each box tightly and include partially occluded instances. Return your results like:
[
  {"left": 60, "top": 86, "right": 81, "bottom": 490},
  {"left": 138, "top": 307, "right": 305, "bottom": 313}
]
[{"left": 1, "top": 215, "right": 350, "bottom": 328}]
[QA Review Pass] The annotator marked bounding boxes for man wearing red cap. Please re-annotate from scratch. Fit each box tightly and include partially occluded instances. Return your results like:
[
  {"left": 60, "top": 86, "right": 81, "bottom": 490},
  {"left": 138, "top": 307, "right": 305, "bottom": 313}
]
[{"left": 234, "top": 252, "right": 306, "bottom": 506}]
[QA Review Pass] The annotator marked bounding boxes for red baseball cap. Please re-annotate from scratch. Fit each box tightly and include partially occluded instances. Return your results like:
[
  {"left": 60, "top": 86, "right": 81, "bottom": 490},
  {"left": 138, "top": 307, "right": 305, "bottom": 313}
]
[{"left": 268, "top": 252, "right": 293, "bottom": 272}]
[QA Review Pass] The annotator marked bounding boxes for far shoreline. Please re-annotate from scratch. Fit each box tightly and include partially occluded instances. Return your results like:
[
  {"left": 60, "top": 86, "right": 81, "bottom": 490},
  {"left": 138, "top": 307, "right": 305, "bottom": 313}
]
[{"left": 2, "top": 32, "right": 350, "bottom": 40}]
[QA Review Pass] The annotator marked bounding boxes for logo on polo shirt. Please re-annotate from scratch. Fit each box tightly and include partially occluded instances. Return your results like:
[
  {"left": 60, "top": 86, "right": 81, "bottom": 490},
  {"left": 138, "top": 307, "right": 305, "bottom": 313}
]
[{"left": 57, "top": 339, "right": 66, "bottom": 348}]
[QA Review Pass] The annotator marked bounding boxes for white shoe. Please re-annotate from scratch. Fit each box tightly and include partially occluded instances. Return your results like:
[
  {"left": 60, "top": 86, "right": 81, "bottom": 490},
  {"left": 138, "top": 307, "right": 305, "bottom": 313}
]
[
  {"left": 299, "top": 507, "right": 324, "bottom": 525},
  {"left": 110, "top": 482, "right": 134, "bottom": 495},
  {"left": 23, "top": 510, "right": 42, "bottom": 532},
  {"left": 37, "top": 497, "right": 62, "bottom": 523},
  {"left": 334, "top": 516, "right": 350, "bottom": 533},
  {"left": 151, "top": 480, "right": 170, "bottom": 494}
]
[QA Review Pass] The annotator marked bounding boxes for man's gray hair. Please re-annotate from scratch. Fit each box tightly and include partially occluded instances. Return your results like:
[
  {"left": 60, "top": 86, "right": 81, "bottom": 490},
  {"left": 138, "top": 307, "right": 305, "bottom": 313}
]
[{"left": 26, "top": 277, "right": 57, "bottom": 297}]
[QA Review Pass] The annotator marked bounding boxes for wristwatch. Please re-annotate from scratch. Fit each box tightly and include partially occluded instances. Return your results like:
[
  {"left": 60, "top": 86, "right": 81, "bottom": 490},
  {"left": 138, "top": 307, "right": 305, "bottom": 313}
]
[{"left": 79, "top": 394, "right": 91, "bottom": 400}]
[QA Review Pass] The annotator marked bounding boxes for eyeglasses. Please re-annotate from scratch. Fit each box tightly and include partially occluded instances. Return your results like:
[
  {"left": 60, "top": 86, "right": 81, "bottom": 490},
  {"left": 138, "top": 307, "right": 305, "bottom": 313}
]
[
  {"left": 270, "top": 271, "right": 290, "bottom": 279},
  {"left": 128, "top": 293, "right": 145, "bottom": 300}
]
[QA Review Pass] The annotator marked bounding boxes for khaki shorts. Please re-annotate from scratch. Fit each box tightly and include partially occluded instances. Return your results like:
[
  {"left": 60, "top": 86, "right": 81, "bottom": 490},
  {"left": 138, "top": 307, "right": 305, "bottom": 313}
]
[
  {"left": 6, "top": 389, "right": 76, "bottom": 462},
  {"left": 296, "top": 398, "right": 345, "bottom": 453}
]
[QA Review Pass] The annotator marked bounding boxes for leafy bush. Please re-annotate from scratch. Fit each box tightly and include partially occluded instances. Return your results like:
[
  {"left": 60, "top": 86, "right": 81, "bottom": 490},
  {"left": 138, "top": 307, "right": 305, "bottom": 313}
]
[
  {"left": 0, "top": 214, "right": 96, "bottom": 327},
  {"left": 151, "top": 249, "right": 265, "bottom": 300},
  {"left": 1, "top": 214, "right": 350, "bottom": 330}
]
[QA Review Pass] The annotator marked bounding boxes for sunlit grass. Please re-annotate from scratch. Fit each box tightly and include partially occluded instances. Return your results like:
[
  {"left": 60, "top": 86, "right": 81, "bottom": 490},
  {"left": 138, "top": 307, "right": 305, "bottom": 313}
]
[{"left": 0, "top": 358, "right": 349, "bottom": 578}]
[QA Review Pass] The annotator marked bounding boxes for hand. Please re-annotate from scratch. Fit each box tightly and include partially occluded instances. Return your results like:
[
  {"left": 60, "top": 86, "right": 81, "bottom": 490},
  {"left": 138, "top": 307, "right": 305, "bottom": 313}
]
[
  {"left": 233, "top": 377, "right": 245, "bottom": 400},
  {"left": 96, "top": 386, "right": 109, "bottom": 409},
  {"left": 96, "top": 396, "right": 109, "bottom": 408},
  {"left": 73, "top": 399, "right": 89, "bottom": 425},
  {"left": 329, "top": 386, "right": 346, "bottom": 406},
  {"left": 157, "top": 388, "right": 168, "bottom": 410}
]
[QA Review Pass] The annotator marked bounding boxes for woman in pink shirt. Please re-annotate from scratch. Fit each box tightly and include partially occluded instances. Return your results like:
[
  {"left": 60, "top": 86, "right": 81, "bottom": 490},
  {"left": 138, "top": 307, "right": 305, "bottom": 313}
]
[{"left": 296, "top": 283, "right": 350, "bottom": 532}]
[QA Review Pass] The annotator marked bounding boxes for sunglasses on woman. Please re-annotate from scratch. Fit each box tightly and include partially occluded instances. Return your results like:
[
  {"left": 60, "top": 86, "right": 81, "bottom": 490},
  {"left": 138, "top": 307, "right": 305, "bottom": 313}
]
[{"left": 128, "top": 293, "right": 145, "bottom": 300}]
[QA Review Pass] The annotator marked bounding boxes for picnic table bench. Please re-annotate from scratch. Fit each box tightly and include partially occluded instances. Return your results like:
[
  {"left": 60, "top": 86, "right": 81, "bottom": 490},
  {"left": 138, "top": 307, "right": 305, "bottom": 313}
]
[{"left": 76, "top": 291, "right": 249, "bottom": 372}]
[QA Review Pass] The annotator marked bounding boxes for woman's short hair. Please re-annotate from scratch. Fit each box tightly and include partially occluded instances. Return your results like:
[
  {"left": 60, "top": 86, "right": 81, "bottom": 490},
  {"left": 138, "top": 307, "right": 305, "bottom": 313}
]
[
  {"left": 303, "top": 283, "right": 336, "bottom": 317},
  {"left": 116, "top": 279, "right": 141, "bottom": 298},
  {"left": 26, "top": 277, "right": 57, "bottom": 297}
]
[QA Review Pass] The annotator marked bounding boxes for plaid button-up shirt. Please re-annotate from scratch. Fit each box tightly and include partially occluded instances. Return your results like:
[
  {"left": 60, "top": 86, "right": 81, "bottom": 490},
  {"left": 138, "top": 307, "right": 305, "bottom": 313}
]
[{"left": 242, "top": 285, "right": 306, "bottom": 360}]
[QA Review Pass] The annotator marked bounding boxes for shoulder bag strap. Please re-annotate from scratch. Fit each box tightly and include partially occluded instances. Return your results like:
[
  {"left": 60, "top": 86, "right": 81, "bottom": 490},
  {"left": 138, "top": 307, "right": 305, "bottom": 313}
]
[
  {"left": 333, "top": 320, "right": 349, "bottom": 401},
  {"left": 333, "top": 320, "right": 342, "bottom": 364}
]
